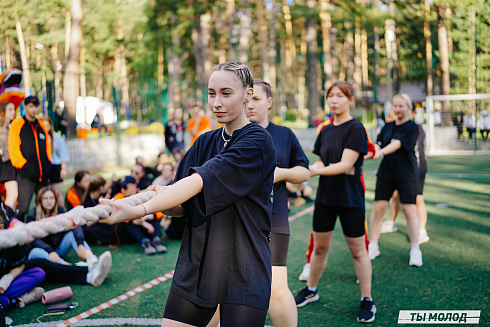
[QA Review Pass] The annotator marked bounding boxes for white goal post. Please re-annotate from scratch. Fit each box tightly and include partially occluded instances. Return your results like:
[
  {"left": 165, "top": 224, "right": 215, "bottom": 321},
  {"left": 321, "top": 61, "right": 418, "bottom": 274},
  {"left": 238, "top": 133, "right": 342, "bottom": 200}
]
[{"left": 426, "top": 93, "right": 490, "bottom": 155}]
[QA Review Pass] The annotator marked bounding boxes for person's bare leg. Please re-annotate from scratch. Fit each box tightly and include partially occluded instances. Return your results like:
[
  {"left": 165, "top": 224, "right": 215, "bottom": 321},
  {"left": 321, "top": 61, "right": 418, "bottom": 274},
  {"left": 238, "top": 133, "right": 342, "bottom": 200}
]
[
  {"left": 345, "top": 235, "right": 372, "bottom": 298},
  {"left": 369, "top": 201, "right": 389, "bottom": 241},
  {"left": 388, "top": 190, "right": 400, "bottom": 222},
  {"left": 269, "top": 266, "right": 297, "bottom": 327},
  {"left": 416, "top": 195, "right": 427, "bottom": 229},
  {"left": 161, "top": 319, "right": 195, "bottom": 327},
  {"left": 307, "top": 231, "right": 333, "bottom": 288},
  {"left": 4, "top": 180, "right": 18, "bottom": 211},
  {"left": 401, "top": 204, "right": 419, "bottom": 243},
  {"left": 206, "top": 305, "right": 220, "bottom": 327}
]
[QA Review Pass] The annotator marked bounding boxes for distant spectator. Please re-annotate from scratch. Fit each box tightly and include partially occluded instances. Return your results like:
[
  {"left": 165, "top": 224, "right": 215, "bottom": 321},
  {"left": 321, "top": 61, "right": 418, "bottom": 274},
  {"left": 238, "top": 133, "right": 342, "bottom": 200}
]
[
  {"left": 154, "top": 152, "right": 172, "bottom": 175},
  {"left": 453, "top": 112, "right": 464, "bottom": 140},
  {"left": 135, "top": 156, "right": 158, "bottom": 181},
  {"left": 152, "top": 163, "right": 175, "bottom": 187},
  {"left": 433, "top": 109, "right": 441, "bottom": 126},
  {"left": 131, "top": 163, "right": 152, "bottom": 190},
  {"left": 187, "top": 105, "right": 213, "bottom": 146},
  {"left": 478, "top": 110, "right": 490, "bottom": 141},
  {"left": 165, "top": 107, "right": 186, "bottom": 160},
  {"left": 82, "top": 176, "right": 109, "bottom": 208},
  {"left": 53, "top": 105, "right": 68, "bottom": 137},
  {"left": 43, "top": 116, "right": 69, "bottom": 207},
  {"left": 66, "top": 170, "right": 91, "bottom": 211},
  {"left": 8, "top": 96, "right": 52, "bottom": 221},
  {"left": 464, "top": 110, "right": 477, "bottom": 141},
  {"left": 0, "top": 101, "right": 18, "bottom": 217}
]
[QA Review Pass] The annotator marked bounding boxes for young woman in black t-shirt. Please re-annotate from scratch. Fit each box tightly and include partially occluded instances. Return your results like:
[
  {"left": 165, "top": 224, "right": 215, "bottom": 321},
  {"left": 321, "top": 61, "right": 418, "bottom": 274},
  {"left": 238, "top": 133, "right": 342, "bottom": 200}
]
[
  {"left": 368, "top": 93, "right": 423, "bottom": 267},
  {"left": 246, "top": 79, "right": 309, "bottom": 327},
  {"left": 294, "top": 82, "right": 376, "bottom": 323},
  {"left": 100, "top": 62, "right": 276, "bottom": 327}
]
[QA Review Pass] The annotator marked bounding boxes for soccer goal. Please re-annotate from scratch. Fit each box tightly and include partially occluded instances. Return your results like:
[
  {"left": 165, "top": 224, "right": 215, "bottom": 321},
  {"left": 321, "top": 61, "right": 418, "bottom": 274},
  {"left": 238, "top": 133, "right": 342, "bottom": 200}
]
[{"left": 426, "top": 93, "right": 490, "bottom": 155}]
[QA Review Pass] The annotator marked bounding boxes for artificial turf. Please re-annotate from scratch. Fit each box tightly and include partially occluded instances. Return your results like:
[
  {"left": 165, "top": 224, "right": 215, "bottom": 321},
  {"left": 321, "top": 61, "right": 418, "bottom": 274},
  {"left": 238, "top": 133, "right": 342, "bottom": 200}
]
[{"left": 6, "top": 155, "right": 490, "bottom": 326}]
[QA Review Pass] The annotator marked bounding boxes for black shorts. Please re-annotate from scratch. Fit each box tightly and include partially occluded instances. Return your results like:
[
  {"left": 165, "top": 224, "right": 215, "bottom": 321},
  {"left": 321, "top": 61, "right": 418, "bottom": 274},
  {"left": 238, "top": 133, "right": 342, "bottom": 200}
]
[
  {"left": 312, "top": 201, "right": 365, "bottom": 238},
  {"left": 163, "top": 291, "right": 267, "bottom": 327},
  {"left": 49, "top": 164, "right": 63, "bottom": 183},
  {"left": 0, "top": 160, "right": 17, "bottom": 183},
  {"left": 375, "top": 178, "right": 417, "bottom": 204},
  {"left": 270, "top": 233, "right": 289, "bottom": 266},
  {"left": 418, "top": 172, "right": 426, "bottom": 195}
]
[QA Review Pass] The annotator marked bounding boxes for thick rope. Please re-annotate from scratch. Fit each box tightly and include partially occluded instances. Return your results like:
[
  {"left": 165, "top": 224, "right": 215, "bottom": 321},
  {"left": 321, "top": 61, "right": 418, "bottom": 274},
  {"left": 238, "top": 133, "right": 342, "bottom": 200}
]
[{"left": 0, "top": 191, "right": 155, "bottom": 249}]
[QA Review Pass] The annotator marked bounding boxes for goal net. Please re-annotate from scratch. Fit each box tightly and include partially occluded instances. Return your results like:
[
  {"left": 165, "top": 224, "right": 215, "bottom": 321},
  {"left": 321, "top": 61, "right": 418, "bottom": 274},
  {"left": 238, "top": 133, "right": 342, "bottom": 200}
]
[{"left": 425, "top": 93, "right": 490, "bottom": 155}]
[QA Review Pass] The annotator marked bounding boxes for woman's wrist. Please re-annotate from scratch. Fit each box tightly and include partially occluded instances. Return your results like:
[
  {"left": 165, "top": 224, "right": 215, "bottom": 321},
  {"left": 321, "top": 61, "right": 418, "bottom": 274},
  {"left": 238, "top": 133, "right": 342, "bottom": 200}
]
[{"left": 380, "top": 148, "right": 384, "bottom": 157}]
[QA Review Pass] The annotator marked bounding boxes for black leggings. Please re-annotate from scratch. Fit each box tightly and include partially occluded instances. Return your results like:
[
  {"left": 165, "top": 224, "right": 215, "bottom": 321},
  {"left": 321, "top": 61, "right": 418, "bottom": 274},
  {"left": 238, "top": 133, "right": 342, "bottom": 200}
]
[{"left": 163, "top": 291, "right": 267, "bottom": 327}]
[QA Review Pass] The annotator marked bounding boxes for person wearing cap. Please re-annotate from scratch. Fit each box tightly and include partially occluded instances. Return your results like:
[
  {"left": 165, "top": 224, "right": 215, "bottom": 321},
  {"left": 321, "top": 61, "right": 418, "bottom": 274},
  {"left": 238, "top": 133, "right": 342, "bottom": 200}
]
[
  {"left": 113, "top": 176, "right": 167, "bottom": 255},
  {"left": 478, "top": 110, "right": 490, "bottom": 141}
]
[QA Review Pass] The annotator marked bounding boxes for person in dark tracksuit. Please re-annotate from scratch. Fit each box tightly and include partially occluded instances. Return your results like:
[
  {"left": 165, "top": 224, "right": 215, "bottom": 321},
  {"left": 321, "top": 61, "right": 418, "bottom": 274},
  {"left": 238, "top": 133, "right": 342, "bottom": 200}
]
[{"left": 8, "top": 96, "right": 51, "bottom": 221}]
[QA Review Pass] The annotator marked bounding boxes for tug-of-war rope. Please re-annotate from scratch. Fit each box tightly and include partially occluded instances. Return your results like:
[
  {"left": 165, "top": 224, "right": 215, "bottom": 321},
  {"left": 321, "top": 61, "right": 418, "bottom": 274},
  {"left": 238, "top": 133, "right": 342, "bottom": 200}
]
[{"left": 0, "top": 191, "right": 155, "bottom": 249}]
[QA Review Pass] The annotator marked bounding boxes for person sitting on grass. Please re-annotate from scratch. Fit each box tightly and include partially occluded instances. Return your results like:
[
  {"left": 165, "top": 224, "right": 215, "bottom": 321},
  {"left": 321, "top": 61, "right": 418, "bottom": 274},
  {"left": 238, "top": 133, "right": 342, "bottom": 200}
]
[
  {"left": 66, "top": 170, "right": 91, "bottom": 210},
  {"left": 0, "top": 204, "right": 45, "bottom": 312},
  {"left": 26, "top": 187, "right": 102, "bottom": 269},
  {"left": 113, "top": 176, "right": 167, "bottom": 255}
]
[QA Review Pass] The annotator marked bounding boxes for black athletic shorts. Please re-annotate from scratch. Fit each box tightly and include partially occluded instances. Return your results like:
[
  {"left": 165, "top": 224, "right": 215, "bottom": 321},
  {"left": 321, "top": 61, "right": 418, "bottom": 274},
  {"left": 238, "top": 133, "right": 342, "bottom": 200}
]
[
  {"left": 0, "top": 160, "right": 16, "bottom": 183},
  {"left": 163, "top": 291, "right": 267, "bottom": 327},
  {"left": 313, "top": 201, "right": 365, "bottom": 238},
  {"left": 417, "top": 171, "right": 426, "bottom": 195},
  {"left": 270, "top": 233, "right": 289, "bottom": 266},
  {"left": 375, "top": 178, "right": 417, "bottom": 204},
  {"left": 49, "top": 164, "right": 63, "bottom": 183}
]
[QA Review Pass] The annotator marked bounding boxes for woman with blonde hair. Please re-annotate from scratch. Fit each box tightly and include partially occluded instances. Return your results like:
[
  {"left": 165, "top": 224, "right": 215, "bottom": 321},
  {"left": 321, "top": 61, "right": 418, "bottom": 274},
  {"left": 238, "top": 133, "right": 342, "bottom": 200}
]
[
  {"left": 0, "top": 101, "right": 18, "bottom": 217},
  {"left": 368, "top": 93, "right": 423, "bottom": 267}
]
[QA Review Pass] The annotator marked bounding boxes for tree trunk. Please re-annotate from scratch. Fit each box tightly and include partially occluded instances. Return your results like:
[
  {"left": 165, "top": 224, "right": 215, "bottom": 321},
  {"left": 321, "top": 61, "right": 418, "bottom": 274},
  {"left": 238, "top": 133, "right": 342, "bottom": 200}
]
[
  {"left": 306, "top": 0, "right": 320, "bottom": 123},
  {"left": 256, "top": 0, "right": 268, "bottom": 79},
  {"left": 16, "top": 21, "right": 30, "bottom": 94},
  {"left": 268, "top": 0, "right": 277, "bottom": 117},
  {"left": 424, "top": 0, "right": 433, "bottom": 96},
  {"left": 192, "top": 6, "right": 211, "bottom": 105},
  {"left": 239, "top": 0, "right": 250, "bottom": 63},
  {"left": 354, "top": 8, "right": 362, "bottom": 95},
  {"left": 437, "top": 4, "right": 451, "bottom": 125},
  {"left": 4, "top": 37, "right": 11, "bottom": 69},
  {"left": 63, "top": 0, "right": 83, "bottom": 137},
  {"left": 320, "top": 0, "right": 333, "bottom": 91}
]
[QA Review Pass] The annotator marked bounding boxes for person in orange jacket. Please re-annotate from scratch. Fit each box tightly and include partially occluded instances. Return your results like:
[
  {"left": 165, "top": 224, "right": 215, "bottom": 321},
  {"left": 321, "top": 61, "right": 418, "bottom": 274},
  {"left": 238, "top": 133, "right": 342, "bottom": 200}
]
[{"left": 8, "top": 96, "right": 51, "bottom": 221}]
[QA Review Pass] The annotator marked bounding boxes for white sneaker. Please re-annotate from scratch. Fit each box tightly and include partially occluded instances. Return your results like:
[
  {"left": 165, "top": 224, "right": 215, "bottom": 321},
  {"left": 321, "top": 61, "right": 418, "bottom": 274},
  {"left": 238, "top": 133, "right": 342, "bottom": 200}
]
[
  {"left": 419, "top": 229, "right": 430, "bottom": 244},
  {"left": 18, "top": 287, "right": 44, "bottom": 307},
  {"left": 380, "top": 220, "right": 398, "bottom": 233},
  {"left": 90, "top": 251, "right": 112, "bottom": 287},
  {"left": 368, "top": 243, "right": 380, "bottom": 260},
  {"left": 409, "top": 248, "right": 423, "bottom": 267},
  {"left": 298, "top": 263, "right": 310, "bottom": 281}
]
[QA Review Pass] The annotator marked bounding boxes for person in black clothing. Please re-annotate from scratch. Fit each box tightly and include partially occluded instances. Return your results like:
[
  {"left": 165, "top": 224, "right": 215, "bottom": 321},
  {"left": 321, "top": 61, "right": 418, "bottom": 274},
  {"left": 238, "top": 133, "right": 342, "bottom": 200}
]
[
  {"left": 130, "top": 163, "right": 152, "bottom": 190},
  {"left": 293, "top": 81, "right": 375, "bottom": 323},
  {"left": 100, "top": 62, "right": 276, "bottom": 327},
  {"left": 368, "top": 93, "right": 423, "bottom": 267},
  {"left": 164, "top": 107, "right": 186, "bottom": 161},
  {"left": 53, "top": 105, "right": 68, "bottom": 137},
  {"left": 246, "top": 79, "right": 309, "bottom": 327}
]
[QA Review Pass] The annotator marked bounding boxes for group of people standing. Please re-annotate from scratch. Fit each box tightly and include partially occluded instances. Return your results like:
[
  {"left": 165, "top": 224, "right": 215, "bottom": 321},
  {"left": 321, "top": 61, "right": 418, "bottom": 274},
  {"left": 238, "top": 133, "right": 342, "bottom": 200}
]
[{"left": 1, "top": 61, "right": 428, "bottom": 326}]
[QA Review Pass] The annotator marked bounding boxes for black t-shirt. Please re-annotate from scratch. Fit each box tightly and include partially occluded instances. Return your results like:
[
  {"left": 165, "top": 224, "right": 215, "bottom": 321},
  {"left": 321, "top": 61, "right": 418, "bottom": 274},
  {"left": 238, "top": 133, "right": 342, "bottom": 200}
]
[
  {"left": 376, "top": 120, "right": 419, "bottom": 181},
  {"left": 0, "top": 219, "right": 27, "bottom": 276},
  {"left": 164, "top": 120, "right": 185, "bottom": 153},
  {"left": 267, "top": 123, "right": 309, "bottom": 234},
  {"left": 171, "top": 122, "right": 275, "bottom": 310},
  {"left": 313, "top": 119, "right": 367, "bottom": 208},
  {"left": 416, "top": 125, "right": 427, "bottom": 174}
]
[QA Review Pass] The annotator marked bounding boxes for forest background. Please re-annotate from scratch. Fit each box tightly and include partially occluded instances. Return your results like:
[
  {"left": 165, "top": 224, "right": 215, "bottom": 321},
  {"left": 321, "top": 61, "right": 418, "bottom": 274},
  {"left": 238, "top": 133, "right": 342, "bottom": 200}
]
[{"left": 0, "top": 0, "right": 489, "bottom": 136}]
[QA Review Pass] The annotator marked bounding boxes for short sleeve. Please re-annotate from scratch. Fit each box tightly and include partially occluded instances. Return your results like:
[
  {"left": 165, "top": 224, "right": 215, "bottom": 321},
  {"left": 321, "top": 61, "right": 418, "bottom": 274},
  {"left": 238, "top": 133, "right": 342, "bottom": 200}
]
[
  {"left": 345, "top": 123, "right": 368, "bottom": 155},
  {"left": 312, "top": 129, "right": 325, "bottom": 156},
  {"left": 191, "top": 137, "right": 272, "bottom": 216},
  {"left": 396, "top": 123, "right": 419, "bottom": 152},
  {"left": 288, "top": 130, "right": 309, "bottom": 168}
]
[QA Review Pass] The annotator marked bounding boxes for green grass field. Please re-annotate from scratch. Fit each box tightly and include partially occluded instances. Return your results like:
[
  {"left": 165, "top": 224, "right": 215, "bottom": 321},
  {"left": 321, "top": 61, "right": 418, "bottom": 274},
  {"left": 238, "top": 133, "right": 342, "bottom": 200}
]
[{"left": 7, "top": 155, "right": 490, "bottom": 327}]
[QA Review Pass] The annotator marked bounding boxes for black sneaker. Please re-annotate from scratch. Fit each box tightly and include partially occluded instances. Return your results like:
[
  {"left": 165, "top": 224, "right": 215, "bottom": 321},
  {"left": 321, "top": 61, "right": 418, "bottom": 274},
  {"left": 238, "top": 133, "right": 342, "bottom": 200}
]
[
  {"left": 357, "top": 297, "right": 376, "bottom": 323},
  {"left": 142, "top": 239, "right": 157, "bottom": 255},
  {"left": 294, "top": 286, "right": 319, "bottom": 307}
]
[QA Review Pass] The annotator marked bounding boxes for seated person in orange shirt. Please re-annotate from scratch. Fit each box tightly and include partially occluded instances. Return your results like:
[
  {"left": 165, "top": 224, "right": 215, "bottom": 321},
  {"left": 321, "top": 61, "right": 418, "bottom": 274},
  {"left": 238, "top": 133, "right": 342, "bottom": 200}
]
[
  {"left": 113, "top": 176, "right": 167, "bottom": 255},
  {"left": 187, "top": 105, "right": 213, "bottom": 146}
]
